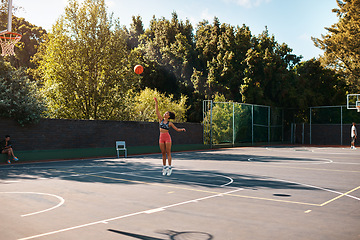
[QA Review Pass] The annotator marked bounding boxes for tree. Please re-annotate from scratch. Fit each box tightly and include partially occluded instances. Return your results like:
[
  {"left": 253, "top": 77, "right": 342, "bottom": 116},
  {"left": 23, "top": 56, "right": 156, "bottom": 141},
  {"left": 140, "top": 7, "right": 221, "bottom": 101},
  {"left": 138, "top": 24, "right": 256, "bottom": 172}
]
[
  {"left": 294, "top": 58, "right": 346, "bottom": 108},
  {"left": 312, "top": 0, "right": 360, "bottom": 91},
  {"left": 11, "top": 16, "right": 47, "bottom": 70},
  {"left": 0, "top": 58, "right": 46, "bottom": 125},
  {"left": 240, "top": 27, "right": 301, "bottom": 107},
  {"left": 126, "top": 15, "right": 144, "bottom": 49},
  {"left": 34, "top": 0, "right": 140, "bottom": 120},
  {"left": 138, "top": 12, "right": 195, "bottom": 96},
  {"left": 127, "top": 87, "right": 188, "bottom": 122}
]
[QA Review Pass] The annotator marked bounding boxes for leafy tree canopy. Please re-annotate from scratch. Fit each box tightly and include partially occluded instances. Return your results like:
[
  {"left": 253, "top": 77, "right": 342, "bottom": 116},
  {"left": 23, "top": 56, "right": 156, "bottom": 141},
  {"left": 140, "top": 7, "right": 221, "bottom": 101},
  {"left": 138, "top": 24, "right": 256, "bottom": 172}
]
[
  {"left": 33, "top": 0, "right": 141, "bottom": 120},
  {"left": 127, "top": 87, "right": 188, "bottom": 122},
  {"left": 312, "top": 0, "right": 360, "bottom": 91}
]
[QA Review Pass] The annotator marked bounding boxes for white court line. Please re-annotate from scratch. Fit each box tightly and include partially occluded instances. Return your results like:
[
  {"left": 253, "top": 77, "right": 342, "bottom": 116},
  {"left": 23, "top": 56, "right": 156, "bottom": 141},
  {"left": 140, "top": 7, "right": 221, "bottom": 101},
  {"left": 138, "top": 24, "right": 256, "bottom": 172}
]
[
  {"left": 0, "top": 192, "right": 65, "bottom": 217},
  {"left": 331, "top": 162, "right": 360, "bottom": 165},
  {"left": 219, "top": 175, "right": 234, "bottom": 187},
  {"left": 105, "top": 171, "right": 235, "bottom": 189},
  {"left": 248, "top": 157, "right": 333, "bottom": 165},
  {"left": 18, "top": 189, "right": 242, "bottom": 240},
  {"left": 265, "top": 147, "right": 360, "bottom": 155},
  {"left": 272, "top": 178, "right": 360, "bottom": 202}
]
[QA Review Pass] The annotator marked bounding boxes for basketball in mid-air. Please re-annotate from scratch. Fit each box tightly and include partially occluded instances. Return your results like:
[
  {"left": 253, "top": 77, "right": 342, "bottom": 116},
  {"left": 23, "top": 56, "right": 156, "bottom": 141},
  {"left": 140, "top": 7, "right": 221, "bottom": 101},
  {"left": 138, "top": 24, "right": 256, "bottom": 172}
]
[{"left": 134, "top": 65, "right": 144, "bottom": 75}]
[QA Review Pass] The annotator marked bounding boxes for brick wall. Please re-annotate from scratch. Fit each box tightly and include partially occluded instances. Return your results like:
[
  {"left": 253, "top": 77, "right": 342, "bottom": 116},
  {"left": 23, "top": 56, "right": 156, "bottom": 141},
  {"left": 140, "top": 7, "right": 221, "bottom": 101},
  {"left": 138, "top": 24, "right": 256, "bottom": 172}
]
[{"left": 0, "top": 118, "right": 203, "bottom": 151}]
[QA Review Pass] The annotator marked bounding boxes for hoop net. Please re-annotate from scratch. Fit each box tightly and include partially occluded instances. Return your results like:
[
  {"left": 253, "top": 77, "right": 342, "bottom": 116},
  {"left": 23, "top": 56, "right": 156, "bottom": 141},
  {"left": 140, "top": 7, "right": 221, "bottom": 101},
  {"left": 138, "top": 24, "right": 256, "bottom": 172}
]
[
  {"left": 357, "top": 106, "right": 360, "bottom": 113},
  {"left": 0, "top": 32, "right": 22, "bottom": 56}
]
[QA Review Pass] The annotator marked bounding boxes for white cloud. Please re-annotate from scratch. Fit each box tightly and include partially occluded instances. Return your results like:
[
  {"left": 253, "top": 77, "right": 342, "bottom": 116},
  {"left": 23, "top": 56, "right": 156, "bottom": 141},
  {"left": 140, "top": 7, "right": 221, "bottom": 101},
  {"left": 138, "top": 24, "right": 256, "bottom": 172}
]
[{"left": 223, "top": 0, "right": 271, "bottom": 8}]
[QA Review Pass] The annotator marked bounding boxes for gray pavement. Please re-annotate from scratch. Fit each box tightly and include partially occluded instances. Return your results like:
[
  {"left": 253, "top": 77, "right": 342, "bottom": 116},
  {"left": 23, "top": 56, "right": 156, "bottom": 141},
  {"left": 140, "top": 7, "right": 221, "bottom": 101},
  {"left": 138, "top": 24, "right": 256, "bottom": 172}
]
[{"left": 0, "top": 146, "right": 359, "bottom": 240}]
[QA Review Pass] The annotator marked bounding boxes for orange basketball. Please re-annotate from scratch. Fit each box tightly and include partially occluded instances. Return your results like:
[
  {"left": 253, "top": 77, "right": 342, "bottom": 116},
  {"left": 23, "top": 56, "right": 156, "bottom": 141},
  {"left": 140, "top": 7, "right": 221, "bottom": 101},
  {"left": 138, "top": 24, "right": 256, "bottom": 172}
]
[{"left": 134, "top": 65, "right": 144, "bottom": 74}]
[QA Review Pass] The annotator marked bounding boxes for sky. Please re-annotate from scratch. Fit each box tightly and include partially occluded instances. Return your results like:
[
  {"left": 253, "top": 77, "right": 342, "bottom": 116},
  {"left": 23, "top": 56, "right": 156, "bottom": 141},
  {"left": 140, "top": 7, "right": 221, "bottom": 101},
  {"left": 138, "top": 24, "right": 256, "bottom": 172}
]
[{"left": 13, "top": 0, "right": 339, "bottom": 60}]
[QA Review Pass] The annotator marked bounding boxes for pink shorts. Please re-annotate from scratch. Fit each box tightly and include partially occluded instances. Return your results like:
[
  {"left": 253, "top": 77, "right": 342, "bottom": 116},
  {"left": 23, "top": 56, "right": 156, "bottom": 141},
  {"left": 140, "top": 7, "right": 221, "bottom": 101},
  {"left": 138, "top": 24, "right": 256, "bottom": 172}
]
[{"left": 159, "top": 132, "right": 172, "bottom": 144}]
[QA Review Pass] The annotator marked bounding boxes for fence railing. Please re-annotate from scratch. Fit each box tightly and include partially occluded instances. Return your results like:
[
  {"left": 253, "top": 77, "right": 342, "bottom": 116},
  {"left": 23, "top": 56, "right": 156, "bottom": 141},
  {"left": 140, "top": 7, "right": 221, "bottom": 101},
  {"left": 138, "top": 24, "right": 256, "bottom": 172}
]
[{"left": 203, "top": 100, "right": 284, "bottom": 147}]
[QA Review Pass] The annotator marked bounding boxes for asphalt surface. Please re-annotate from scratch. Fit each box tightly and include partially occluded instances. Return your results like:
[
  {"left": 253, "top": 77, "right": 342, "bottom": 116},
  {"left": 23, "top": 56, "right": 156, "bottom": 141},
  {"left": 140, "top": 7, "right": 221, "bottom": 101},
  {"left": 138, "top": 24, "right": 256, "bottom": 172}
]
[{"left": 0, "top": 146, "right": 359, "bottom": 240}]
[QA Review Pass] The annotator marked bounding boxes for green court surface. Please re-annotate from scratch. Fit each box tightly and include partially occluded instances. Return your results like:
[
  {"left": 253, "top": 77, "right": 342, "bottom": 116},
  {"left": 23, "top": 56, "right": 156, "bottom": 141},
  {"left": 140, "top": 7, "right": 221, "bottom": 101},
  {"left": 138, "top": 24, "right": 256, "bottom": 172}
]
[{"left": 0, "top": 146, "right": 359, "bottom": 240}]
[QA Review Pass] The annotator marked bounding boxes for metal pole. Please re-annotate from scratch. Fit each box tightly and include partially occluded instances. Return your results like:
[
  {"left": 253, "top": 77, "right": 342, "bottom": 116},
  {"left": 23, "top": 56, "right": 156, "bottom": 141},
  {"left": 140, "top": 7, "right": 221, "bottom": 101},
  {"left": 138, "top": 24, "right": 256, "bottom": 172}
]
[
  {"left": 251, "top": 105, "right": 254, "bottom": 145},
  {"left": 282, "top": 109, "right": 284, "bottom": 143},
  {"left": 340, "top": 106, "right": 343, "bottom": 146},
  {"left": 268, "top": 106, "right": 270, "bottom": 144},
  {"left": 210, "top": 100, "right": 213, "bottom": 148},
  {"left": 302, "top": 123, "right": 305, "bottom": 145},
  {"left": 233, "top": 102, "right": 235, "bottom": 146},
  {"left": 8, "top": 0, "right": 12, "bottom": 32},
  {"left": 202, "top": 100, "right": 206, "bottom": 145},
  {"left": 309, "top": 107, "right": 312, "bottom": 145}
]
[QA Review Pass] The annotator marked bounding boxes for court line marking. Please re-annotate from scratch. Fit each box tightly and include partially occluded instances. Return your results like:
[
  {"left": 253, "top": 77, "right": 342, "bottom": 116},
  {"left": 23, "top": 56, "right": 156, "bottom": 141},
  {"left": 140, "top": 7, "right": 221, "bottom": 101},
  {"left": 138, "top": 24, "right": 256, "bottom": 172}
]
[
  {"left": 65, "top": 170, "right": 360, "bottom": 206},
  {"left": 331, "top": 162, "right": 360, "bottom": 165},
  {"left": 239, "top": 162, "right": 360, "bottom": 173},
  {"left": 18, "top": 189, "right": 241, "bottom": 240},
  {"left": 270, "top": 177, "right": 360, "bottom": 201},
  {"left": 0, "top": 192, "right": 65, "bottom": 217},
  {"left": 248, "top": 157, "right": 333, "bottom": 165},
  {"left": 219, "top": 175, "right": 234, "bottom": 187},
  {"left": 54, "top": 170, "right": 320, "bottom": 206},
  {"left": 320, "top": 185, "right": 360, "bottom": 206},
  {"left": 105, "top": 171, "right": 235, "bottom": 189},
  {"left": 265, "top": 147, "right": 360, "bottom": 155}
]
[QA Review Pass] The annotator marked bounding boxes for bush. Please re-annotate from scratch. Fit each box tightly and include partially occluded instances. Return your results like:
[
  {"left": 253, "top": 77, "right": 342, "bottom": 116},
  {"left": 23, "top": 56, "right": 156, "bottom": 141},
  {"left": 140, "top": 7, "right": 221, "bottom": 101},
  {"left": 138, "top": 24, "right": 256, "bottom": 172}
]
[{"left": 0, "top": 60, "right": 46, "bottom": 125}]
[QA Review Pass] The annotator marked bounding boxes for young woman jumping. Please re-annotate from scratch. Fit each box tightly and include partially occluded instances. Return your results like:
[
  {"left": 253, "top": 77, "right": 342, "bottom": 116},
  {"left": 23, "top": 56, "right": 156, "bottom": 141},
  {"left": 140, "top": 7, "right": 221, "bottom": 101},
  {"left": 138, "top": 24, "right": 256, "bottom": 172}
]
[{"left": 154, "top": 97, "right": 186, "bottom": 176}]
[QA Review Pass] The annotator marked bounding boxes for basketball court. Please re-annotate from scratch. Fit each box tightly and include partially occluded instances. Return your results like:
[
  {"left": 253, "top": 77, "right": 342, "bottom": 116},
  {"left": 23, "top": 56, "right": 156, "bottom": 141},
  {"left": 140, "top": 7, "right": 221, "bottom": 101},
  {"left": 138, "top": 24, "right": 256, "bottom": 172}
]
[
  {"left": 1, "top": 146, "right": 359, "bottom": 240},
  {"left": 0, "top": 1, "right": 359, "bottom": 239}
]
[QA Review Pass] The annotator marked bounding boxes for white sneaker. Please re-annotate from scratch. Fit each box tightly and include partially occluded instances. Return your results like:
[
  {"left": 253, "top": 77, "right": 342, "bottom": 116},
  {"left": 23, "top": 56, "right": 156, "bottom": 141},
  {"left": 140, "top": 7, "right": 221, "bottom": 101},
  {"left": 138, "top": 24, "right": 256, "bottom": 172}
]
[
  {"left": 162, "top": 166, "right": 168, "bottom": 176},
  {"left": 167, "top": 166, "right": 172, "bottom": 176}
]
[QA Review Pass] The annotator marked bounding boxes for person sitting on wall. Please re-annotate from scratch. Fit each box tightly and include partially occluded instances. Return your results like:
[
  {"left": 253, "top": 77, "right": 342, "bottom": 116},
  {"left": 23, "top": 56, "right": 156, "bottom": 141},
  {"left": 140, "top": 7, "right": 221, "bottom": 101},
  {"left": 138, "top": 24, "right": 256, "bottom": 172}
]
[{"left": 1, "top": 135, "right": 19, "bottom": 164}]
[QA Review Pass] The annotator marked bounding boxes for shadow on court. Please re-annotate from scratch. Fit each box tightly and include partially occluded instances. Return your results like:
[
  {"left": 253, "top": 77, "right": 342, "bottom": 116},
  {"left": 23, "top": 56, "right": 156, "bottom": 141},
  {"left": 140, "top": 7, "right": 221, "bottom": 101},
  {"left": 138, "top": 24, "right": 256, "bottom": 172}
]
[
  {"left": 108, "top": 229, "right": 213, "bottom": 240},
  {"left": 147, "top": 150, "right": 329, "bottom": 163},
  {"left": 0, "top": 152, "right": 321, "bottom": 191}
]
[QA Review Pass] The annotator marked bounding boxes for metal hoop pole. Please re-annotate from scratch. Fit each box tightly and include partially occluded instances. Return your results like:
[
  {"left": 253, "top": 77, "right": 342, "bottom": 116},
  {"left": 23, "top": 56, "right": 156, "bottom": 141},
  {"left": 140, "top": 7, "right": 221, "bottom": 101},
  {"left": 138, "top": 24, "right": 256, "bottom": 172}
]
[{"left": 8, "top": 0, "right": 13, "bottom": 32}]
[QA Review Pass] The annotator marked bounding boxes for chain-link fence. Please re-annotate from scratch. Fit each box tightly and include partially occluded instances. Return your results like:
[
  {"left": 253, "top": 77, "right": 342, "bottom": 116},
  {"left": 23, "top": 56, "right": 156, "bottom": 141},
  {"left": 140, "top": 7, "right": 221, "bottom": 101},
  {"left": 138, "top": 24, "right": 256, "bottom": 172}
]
[
  {"left": 292, "top": 105, "right": 360, "bottom": 145},
  {"left": 203, "top": 100, "right": 284, "bottom": 147},
  {"left": 203, "top": 101, "right": 360, "bottom": 147}
]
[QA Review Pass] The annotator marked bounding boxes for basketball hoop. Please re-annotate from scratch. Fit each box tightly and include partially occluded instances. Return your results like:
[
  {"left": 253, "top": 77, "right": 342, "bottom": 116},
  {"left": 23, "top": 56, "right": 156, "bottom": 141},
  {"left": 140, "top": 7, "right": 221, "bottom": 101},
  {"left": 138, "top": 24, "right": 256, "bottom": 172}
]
[
  {"left": 0, "top": 31, "right": 22, "bottom": 56},
  {"left": 357, "top": 106, "right": 360, "bottom": 113}
]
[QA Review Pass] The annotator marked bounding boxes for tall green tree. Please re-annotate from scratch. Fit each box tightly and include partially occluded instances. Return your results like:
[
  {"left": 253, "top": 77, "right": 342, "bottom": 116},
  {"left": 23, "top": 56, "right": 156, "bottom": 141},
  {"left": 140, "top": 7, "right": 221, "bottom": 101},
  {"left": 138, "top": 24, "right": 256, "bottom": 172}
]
[
  {"left": 11, "top": 16, "right": 47, "bottom": 70},
  {"left": 138, "top": 12, "right": 195, "bottom": 95},
  {"left": 126, "top": 15, "right": 144, "bottom": 49},
  {"left": 312, "top": 0, "right": 360, "bottom": 91},
  {"left": 294, "top": 59, "right": 346, "bottom": 108},
  {"left": 34, "top": 0, "right": 139, "bottom": 120},
  {"left": 195, "top": 19, "right": 252, "bottom": 101},
  {"left": 240, "top": 28, "right": 301, "bottom": 107}
]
